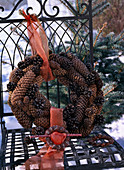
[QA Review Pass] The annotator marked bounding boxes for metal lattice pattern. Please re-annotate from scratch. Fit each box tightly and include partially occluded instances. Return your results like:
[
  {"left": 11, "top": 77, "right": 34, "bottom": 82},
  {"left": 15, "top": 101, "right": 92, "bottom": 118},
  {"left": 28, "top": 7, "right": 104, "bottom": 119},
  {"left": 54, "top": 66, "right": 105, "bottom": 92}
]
[
  {"left": 0, "top": 17, "right": 91, "bottom": 117},
  {"left": 0, "top": 127, "right": 124, "bottom": 169}
]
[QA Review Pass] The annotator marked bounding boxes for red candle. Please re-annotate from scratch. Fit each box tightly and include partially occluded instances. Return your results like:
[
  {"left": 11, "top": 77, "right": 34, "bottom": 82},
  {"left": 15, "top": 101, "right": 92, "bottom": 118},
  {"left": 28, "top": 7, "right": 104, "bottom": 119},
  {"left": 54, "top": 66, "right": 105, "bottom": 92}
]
[{"left": 50, "top": 107, "right": 64, "bottom": 127}]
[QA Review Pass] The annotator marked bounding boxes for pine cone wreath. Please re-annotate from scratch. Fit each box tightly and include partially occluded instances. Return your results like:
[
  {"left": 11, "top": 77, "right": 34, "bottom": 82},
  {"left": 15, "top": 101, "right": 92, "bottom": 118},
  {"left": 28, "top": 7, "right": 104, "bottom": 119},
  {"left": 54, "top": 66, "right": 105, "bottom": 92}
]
[{"left": 8, "top": 51, "right": 104, "bottom": 139}]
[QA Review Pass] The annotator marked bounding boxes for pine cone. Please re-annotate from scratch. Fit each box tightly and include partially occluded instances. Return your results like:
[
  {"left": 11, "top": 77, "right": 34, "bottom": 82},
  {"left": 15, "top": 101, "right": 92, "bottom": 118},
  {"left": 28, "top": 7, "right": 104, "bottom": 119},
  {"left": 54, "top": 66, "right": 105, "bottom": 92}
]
[
  {"left": 66, "top": 117, "right": 79, "bottom": 132},
  {"left": 11, "top": 70, "right": 36, "bottom": 106},
  {"left": 28, "top": 99, "right": 38, "bottom": 117},
  {"left": 97, "top": 105, "right": 103, "bottom": 115},
  {"left": 97, "top": 89, "right": 103, "bottom": 96},
  {"left": 59, "top": 52, "right": 67, "bottom": 57},
  {"left": 12, "top": 108, "right": 32, "bottom": 129},
  {"left": 85, "top": 73, "right": 95, "bottom": 85},
  {"left": 94, "top": 115, "right": 105, "bottom": 125},
  {"left": 75, "top": 107, "right": 84, "bottom": 123},
  {"left": 96, "top": 78, "right": 103, "bottom": 90},
  {"left": 26, "top": 83, "right": 39, "bottom": 100},
  {"left": 34, "top": 117, "right": 50, "bottom": 128},
  {"left": 7, "top": 82, "right": 17, "bottom": 92},
  {"left": 63, "top": 104, "right": 75, "bottom": 120},
  {"left": 24, "top": 56, "right": 33, "bottom": 66},
  {"left": 8, "top": 91, "right": 13, "bottom": 107},
  {"left": 67, "top": 53, "right": 76, "bottom": 60},
  {"left": 9, "top": 68, "right": 21, "bottom": 83},
  {"left": 92, "top": 104, "right": 99, "bottom": 116},
  {"left": 85, "top": 107, "right": 94, "bottom": 117},
  {"left": 23, "top": 65, "right": 33, "bottom": 73},
  {"left": 70, "top": 92, "right": 78, "bottom": 104},
  {"left": 37, "top": 93, "right": 51, "bottom": 111},
  {"left": 49, "top": 60, "right": 60, "bottom": 70},
  {"left": 32, "top": 55, "right": 43, "bottom": 67},
  {"left": 86, "top": 63, "right": 92, "bottom": 72},
  {"left": 57, "top": 77, "right": 70, "bottom": 86},
  {"left": 92, "top": 71, "right": 103, "bottom": 90},
  {"left": 68, "top": 128, "right": 79, "bottom": 134},
  {"left": 32, "top": 126, "right": 45, "bottom": 135},
  {"left": 67, "top": 68, "right": 87, "bottom": 87},
  {"left": 76, "top": 86, "right": 92, "bottom": 97},
  {"left": 80, "top": 124, "right": 94, "bottom": 137},
  {"left": 18, "top": 61, "right": 26, "bottom": 69},
  {"left": 53, "top": 55, "right": 72, "bottom": 70},
  {"left": 32, "top": 65, "right": 41, "bottom": 76},
  {"left": 76, "top": 95, "right": 88, "bottom": 109},
  {"left": 72, "top": 57, "right": 90, "bottom": 78},
  {"left": 34, "top": 75, "right": 44, "bottom": 87},
  {"left": 94, "top": 96, "right": 104, "bottom": 106},
  {"left": 52, "top": 68, "right": 67, "bottom": 77},
  {"left": 49, "top": 52, "right": 56, "bottom": 61},
  {"left": 15, "top": 69, "right": 24, "bottom": 79},
  {"left": 83, "top": 118, "right": 93, "bottom": 129},
  {"left": 89, "top": 84, "right": 97, "bottom": 104},
  {"left": 69, "top": 81, "right": 78, "bottom": 92}
]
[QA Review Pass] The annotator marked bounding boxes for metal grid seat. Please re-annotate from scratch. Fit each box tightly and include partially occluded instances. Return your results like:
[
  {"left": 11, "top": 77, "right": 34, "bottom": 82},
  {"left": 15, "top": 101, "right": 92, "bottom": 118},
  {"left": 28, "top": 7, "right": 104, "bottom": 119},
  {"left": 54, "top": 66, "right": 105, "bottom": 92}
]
[{"left": 0, "top": 127, "right": 124, "bottom": 169}]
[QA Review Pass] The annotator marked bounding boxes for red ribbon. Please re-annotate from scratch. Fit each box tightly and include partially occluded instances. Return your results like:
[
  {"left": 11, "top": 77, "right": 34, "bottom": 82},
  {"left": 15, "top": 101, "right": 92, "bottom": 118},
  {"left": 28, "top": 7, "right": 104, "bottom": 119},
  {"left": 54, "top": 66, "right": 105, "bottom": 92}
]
[{"left": 21, "top": 10, "right": 54, "bottom": 82}]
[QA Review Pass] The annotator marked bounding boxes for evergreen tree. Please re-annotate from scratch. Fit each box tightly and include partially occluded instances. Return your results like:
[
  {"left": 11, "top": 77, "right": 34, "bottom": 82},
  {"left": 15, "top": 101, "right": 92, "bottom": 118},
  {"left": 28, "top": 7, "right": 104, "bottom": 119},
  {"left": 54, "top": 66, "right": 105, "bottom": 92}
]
[{"left": 59, "top": 0, "right": 124, "bottom": 124}]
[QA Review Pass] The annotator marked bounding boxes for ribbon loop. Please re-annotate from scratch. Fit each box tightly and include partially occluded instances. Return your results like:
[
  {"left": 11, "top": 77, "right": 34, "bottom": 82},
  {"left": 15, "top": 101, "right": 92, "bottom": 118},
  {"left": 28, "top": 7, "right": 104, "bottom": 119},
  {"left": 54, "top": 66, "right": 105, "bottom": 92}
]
[{"left": 20, "top": 9, "right": 54, "bottom": 82}]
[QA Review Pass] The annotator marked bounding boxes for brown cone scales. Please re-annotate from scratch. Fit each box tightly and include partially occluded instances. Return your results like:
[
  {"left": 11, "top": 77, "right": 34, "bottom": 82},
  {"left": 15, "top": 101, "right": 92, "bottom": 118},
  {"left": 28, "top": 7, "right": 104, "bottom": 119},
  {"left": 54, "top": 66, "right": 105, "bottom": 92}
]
[
  {"left": 72, "top": 57, "right": 90, "bottom": 78},
  {"left": 57, "top": 77, "right": 70, "bottom": 87},
  {"left": 8, "top": 52, "right": 104, "bottom": 137},
  {"left": 67, "top": 68, "right": 87, "bottom": 87},
  {"left": 50, "top": 52, "right": 104, "bottom": 136}
]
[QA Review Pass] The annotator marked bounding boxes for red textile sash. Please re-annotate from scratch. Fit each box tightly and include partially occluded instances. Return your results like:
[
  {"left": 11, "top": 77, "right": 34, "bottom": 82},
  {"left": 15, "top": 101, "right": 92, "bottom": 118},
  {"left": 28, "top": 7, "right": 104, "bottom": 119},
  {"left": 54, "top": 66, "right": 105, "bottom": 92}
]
[
  {"left": 22, "top": 108, "right": 64, "bottom": 169},
  {"left": 21, "top": 10, "right": 54, "bottom": 82}
]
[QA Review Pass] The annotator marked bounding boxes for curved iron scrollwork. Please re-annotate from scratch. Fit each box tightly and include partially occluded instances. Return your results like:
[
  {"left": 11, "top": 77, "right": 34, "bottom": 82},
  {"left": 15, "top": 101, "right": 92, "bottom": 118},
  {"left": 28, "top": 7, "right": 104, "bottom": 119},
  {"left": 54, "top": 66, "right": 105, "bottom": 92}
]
[
  {"left": 80, "top": 3, "right": 89, "bottom": 15},
  {"left": 26, "top": 0, "right": 42, "bottom": 17},
  {"left": 0, "top": 0, "right": 23, "bottom": 20},
  {"left": 0, "top": 0, "right": 90, "bottom": 20},
  {"left": 0, "top": 0, "right": 60, "bottom": 20},
  {"left": 43, "top": 0, "right": 59, "bottom": 18}
]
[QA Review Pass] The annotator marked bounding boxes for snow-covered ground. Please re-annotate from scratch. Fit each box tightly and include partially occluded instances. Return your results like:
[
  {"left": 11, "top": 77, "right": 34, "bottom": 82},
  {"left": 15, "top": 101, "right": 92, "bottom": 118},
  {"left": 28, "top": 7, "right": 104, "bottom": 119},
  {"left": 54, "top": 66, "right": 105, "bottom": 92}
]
[{"left": 105, "top": 115, "right": 124, "bottom": 149}]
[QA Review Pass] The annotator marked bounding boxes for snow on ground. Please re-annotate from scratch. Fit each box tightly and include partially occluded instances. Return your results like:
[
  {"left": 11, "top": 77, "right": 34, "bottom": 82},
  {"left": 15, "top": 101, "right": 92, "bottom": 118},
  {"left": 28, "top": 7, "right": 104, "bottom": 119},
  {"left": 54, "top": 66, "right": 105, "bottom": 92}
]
[{"left": 104, "top": 115, "right": 124, "bottom": 149}]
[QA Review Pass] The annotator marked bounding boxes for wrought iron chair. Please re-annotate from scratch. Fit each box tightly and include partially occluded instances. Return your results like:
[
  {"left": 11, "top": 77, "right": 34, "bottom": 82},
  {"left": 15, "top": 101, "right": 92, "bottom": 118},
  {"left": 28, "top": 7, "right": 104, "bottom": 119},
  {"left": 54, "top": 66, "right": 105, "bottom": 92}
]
[{"left": 0, "top": 0, "right": 124, "bottom": 169}]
